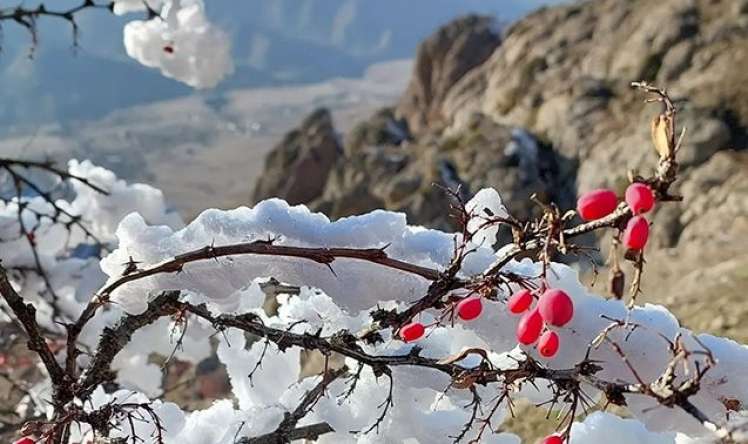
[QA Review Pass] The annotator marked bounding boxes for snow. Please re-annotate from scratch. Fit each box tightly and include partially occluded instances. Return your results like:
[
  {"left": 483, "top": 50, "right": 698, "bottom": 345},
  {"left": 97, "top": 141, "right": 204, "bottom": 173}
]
[
  {"left": 113, "top": 0, "right": 165, "bottom": 15},
  {"left": 67, "top": 159, "right": 183, "bottom": 238},
  {"left": 3, "top": 160, "right": 748, "bottom": 443},
  {"left": 121, "top": 0, "right": 234, "bottom": 88},
  {"left": 569, "top": 412, "right": 680, "bottom": 444},
  {"left": 99, "top": 200, "right": 473, "bottom": 315},
  {"left": 465, "top": 187, "right": 510, "bottom": 247},
  {"left": 95, "top": 190, "right": 748, "bottom": 442}
]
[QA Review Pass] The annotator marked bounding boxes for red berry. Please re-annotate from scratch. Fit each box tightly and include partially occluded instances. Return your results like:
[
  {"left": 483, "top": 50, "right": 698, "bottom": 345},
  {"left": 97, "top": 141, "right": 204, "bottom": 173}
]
[
  {"left": 507, "top": 289, "right": 533, "bottom": 314},
  {"left": 163, "top": 45, "right": 174, "bottom": 54},
  {"left": 538, "top": 289, "right": 574, "bottom": 327},
  {"left": 576, "top": 189, "right": 618, "bottom": 221},
  {"left": 400, "top": 322, "right": 425, "bottom": 342},
  {"left": 516, "top": 309, "right": 544, "bottom": 345},
  {"left": 623, "top": 215, "right": 650, "bottom": 251},
  {"left": 625, "top": 183, "right": 655, "bottom": 214},
  {"left": 537, "top": 330, "right": 560, "bottom": 358},
  {"left": 456, "top": 296, "right": 482, "bottom": 321},
  {"left": 14, "top": 438, "right": 35, "bottom": 444},
  {"left": 541, "top": 435, "right": 564, "bottom": 444}
]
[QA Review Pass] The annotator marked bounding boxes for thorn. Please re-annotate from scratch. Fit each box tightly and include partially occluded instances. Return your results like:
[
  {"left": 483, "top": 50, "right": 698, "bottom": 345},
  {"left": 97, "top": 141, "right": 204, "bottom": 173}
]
[
  {"left": 325, "top": 262, "right": 338, "bottom": 278},
  {"left": 121, "top": 256, "right": 141, "bottom": 275}
]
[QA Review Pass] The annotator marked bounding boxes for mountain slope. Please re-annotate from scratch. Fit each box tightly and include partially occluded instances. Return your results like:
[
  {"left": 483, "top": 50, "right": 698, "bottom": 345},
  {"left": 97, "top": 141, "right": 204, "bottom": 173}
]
[
  {"left": 252, "top": 2, "right": 748, "bottom": 439},
  {"left": 253, "top": 0, "right": 748, "bottom": 349}
]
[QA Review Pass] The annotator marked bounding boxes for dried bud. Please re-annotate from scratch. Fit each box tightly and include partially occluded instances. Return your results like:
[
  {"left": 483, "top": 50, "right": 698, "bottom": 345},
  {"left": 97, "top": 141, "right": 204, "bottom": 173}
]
[{"left": 609, "top": 269, "right": 625, "bottom": 300}]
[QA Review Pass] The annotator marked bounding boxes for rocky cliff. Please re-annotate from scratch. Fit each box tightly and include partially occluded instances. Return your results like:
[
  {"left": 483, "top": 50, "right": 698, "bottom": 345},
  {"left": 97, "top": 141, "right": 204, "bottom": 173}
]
[
  {"left": 252, "top": 108, "right": 342, "bottom": 205},
  {"left": 253, "top": 0, "right": 748, "bottom": 333},
  {"left": 252, "top": 0, "right": 748, "bottom": 439}
]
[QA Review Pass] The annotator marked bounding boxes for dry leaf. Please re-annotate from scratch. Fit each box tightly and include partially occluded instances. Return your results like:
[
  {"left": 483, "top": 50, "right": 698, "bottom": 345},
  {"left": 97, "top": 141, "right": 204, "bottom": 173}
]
[
  {"left": 722, "top": 397, "right": 742, "bottom": 412},
  {"left": 651, "top": 113, "right": 673, "bottom": 160}
]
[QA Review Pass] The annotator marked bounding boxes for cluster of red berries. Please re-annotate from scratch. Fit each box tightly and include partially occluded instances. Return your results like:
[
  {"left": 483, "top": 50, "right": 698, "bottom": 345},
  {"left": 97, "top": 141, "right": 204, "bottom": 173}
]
[
  {"left": 14, "top": 437, "right": 35, "bottom": 444},
  {"left": 508, "top": 288, "right": 573, "bottom": 358},
  {"left": 542, "top": 434, "right": 564, "bottom": 444},
  {"left": 577, "top": 182, "right": 655, "bottom": 251},
  {"left": 400, "top": 183, "right": 653, "bottom": 345},
  {"left": 399, "top": 295, "right": 484, "bottom": 342}
]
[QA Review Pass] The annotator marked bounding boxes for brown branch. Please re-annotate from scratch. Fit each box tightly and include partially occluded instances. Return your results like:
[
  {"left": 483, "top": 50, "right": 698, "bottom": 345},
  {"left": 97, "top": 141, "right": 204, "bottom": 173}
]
[
  {"left": 64, "top": 240, "right": 447, "bottom": 368},
  {"left": 240, "top": 366, "right": 347, "bottom": 444},
  {"left": 10, "top": 176, "right": 63, "bottom": 313},
  {"left": 479, "top": 81, "right": 682, "bottom": 289},
  {"left": 77, "top": 291, "right": 182, "bottom": 397},
  {"left": 0, "top": 264, "right": 69, "bottom": 400},
  {"left": 99, "top": 242, "right": 441, "bottom": 301},
  {"left": 4, "top": 165, "right": 106, "bottom": 244},
  {"left": 0, "top": 0, "right": 112, "bottom": 23},
  {"left": 0, "top": 158, "right": 110, "bottom": 378},
  {"left": 177, "top": 300, "right": 724, "bottom": 439},
  {"left": 179, "top": 301, "right": 460, "bottom": 376},
  {"left": 0, "top": 1, "right": 138, "bottom": 56},
  {"left": 241, "top": 423, "right": 334, "bottom": 444},
  {"left": 0, "top": 158, "right": 109, "bottom": 195}
]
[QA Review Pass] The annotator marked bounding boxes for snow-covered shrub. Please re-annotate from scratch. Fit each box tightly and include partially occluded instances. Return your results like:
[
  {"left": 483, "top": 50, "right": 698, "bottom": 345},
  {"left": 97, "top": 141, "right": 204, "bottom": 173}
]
[{"left": 1, "top": 85, "right": 747, "bottom": 444}]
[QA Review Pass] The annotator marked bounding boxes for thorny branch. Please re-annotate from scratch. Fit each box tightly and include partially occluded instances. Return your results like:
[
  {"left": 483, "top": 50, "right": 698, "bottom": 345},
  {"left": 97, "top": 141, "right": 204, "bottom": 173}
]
[
  {"left": 0, "top": 83, "right": 744, "bottom": 444},
  {"left": 0, "top": 264, "right": 69, "bottom": 397},
  {"left": 0, "top": 158, "right": 108, "bottom": 319},
  {"left": 191, "top": 297, "right": 737, "bottom": 441},
  {"left": 0, "top": 1, "right": 160, "bottom": 56},
  {"left": 0, "top": 158, "right": 109, "bottom": 195},
  {"left": 239, "top": 366, "right": 348, "bottom": 444}
]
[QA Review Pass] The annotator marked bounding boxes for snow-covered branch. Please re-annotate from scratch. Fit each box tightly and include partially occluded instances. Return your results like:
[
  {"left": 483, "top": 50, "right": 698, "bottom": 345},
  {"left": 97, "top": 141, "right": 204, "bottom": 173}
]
[{"left": 1, "top": 85, "right": 747, "bottom": 444}]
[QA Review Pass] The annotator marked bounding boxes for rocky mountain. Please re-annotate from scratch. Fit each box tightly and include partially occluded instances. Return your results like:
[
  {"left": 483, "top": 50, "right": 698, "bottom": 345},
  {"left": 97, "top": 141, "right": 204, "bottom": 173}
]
[
  {"left": 253, "top": 0, "right": 748, "bottom": 336},
  {"left": 0, "top": 0, "right": 562, "bottom": 129},
  {"left": 252, "top": 2, "right": 748, "bottom": 438},
  {"left": 252, "top": 108, "right": 342, "bottom": 206}
]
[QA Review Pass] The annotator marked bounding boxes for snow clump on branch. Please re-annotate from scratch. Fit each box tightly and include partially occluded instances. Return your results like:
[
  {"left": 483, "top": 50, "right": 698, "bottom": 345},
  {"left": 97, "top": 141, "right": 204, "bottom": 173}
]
[{"left": 120, "top": 0, "right": 234, "bottom": 88}]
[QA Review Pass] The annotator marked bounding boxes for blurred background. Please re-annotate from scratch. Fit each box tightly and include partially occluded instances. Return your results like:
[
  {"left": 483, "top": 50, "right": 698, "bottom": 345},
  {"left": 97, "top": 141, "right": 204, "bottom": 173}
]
[{"left": 0, "top": 0, "right": 560, "bottom": 217}]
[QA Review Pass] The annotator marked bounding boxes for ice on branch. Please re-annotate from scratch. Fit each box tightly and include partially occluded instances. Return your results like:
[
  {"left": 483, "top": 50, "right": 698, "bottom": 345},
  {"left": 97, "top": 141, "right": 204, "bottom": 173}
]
[
  {"left": 3, "top": 155, "right": 748, "bottom": 443},
  {"left": 569, "top": 412, "right": 684, "bottom": 443},
  {"left": 96, "top": 194, "right": 748, "bottom": 441},
  {"left": 66, "top": 159, "right": 183, "bottom": 240},
  {"left": 0, "top": 159, "right": 180, "bottom": 319},
  {"left": 0, "top": 160, "right": 179, "bottom": 269},
  {"left": 123, "top": 0, "right": 234, "bottom": 88},
  {"left": 101, "top": 199, "right": 489, "bottom": 315},
  {"left": 68, "top": 388, "right": 185, "bottom": 442},
  {"left": 1, "top": 160, "right": 189, "bottom": 396},
  {"left": 466, "top": 187, "right": 509, "bottom": 247},
  {"left": 113, "top": 0, "right": 165, "bottom": 15}
]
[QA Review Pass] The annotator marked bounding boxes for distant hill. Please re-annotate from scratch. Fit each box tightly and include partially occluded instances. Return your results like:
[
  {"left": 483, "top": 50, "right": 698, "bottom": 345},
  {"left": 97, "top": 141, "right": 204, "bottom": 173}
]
[
  {"left": 0, "top": 0, "right": 562, "bottom": 130},
  {"left": 0, "top": 59, "right": 414, "bottom": 218}
]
